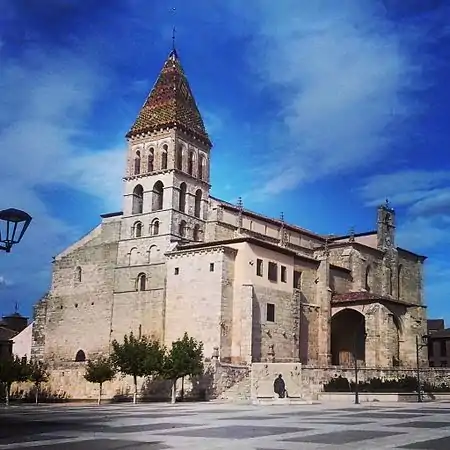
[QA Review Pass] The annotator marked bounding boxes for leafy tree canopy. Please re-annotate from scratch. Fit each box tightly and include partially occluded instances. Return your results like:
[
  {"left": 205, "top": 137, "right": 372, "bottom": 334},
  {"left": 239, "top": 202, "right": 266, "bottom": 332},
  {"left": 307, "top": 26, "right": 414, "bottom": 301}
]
[
  {"left": 28, "top": 361, "right": 49, "bottom": 385},
  {"left": 0, "top": 356, "right": 29, "bottom": 385},
  {"left": 111, "top": 332, "right": 164, "bottom": 378},
  {"left": 84, "top": 357, "right": 116, "bottom": 385},
  {"left": 162, "top": 332, "right": 204, "bottom": 381}
]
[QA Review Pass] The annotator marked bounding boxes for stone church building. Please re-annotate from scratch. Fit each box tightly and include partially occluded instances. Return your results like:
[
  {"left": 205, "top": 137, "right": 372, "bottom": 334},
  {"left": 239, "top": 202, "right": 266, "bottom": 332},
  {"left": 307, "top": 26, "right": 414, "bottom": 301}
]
[{"left": 31, "top": 48, "right": 427, "bottom": 380}]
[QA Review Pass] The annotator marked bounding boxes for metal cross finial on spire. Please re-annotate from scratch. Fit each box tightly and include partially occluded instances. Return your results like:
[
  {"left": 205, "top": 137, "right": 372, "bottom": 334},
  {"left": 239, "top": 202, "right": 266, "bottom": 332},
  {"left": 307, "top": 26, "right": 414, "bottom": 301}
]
[
  {"left": 280, "top": 212, "right": 284, "bottom": 222},
  {"left": 171, "top": 7, "right": 177, "bottom": 52},
  {"left": 172, "top": 26, "right": 176, "bottom": 51},
  {"left": 385, "top": 198, "right": 390, "bottom": 209},
  {"left": 14, "top": 300, "right": 19, "bottom": 314}
]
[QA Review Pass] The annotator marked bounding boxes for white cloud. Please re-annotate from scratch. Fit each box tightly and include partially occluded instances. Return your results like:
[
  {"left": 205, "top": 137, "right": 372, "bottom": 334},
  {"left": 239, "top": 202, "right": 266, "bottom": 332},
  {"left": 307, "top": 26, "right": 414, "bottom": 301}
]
[
  {"left": 223, "top": 0, "right": 440, "bottom": 199},
  {"left": 0, "top": 45, "right": 124, "bottom": 311},
  {"left": 0, "top": 276, "right": 12, "bottom": 287},
  {"left": 358, "top": 169, "right": 450, "bottom": 214}
]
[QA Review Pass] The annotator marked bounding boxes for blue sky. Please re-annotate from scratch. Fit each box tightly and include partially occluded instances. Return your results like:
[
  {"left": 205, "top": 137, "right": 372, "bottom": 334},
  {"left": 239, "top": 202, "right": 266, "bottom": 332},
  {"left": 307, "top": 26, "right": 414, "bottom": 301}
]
[{"left": 1, "top": 0, "right": 449, "bottom": 323}]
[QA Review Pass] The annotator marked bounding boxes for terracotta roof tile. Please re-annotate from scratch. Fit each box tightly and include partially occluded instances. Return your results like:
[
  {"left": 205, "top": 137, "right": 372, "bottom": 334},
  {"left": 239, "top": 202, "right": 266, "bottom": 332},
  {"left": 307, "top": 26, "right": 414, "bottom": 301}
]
[
  {"left": 332, "top": 291, "right": 413, "bottom": 306},
  {"left": 126, "top": 49, "right": 211, "bottom": 146}
]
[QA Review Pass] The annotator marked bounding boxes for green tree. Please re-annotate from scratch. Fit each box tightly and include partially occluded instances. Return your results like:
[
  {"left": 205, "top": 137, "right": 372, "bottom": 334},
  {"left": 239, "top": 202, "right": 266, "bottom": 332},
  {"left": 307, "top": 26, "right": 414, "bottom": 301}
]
[
  {"left": 0, "top": 356, "right": 29, "bottom": 406},
  {"left": 111, "top": 332, "right": 164, "bottom": 404},
  {"left": 84, "top": 357, "right": 116, "bottom": 405},
  {"left": 162, "top": 333, "right": 204, "bottom": 404},
  {"left": 28, "top": 361, "right": 49, "bottom": 405}
]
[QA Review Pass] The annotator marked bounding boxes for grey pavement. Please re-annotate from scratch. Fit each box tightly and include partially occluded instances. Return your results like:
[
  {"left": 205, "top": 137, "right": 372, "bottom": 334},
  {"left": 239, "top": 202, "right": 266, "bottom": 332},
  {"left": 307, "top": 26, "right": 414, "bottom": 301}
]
[{"left": 1, "top": 401, "right": 450, "bottom": 449}]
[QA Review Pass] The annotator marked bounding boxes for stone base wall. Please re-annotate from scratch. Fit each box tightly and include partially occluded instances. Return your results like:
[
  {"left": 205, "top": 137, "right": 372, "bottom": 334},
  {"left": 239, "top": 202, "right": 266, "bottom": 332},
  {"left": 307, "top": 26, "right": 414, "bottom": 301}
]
[
  {"left": 251, "top": 363, "right": 302, "bottom": 399},
  {"left": 302, "top": 366, "right": 450, "bottom": 395},
  {"left": 10, "top": 360, "right": 249, "bottom": 402}
]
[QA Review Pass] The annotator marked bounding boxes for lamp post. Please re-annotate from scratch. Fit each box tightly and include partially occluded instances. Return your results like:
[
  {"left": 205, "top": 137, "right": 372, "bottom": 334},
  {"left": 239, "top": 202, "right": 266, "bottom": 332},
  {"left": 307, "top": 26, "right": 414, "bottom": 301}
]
[
  {"left": 415, "top": 334, "right": 429, "bottom": 403},
  {"left": 353, "top": 326, "right": 367, "bottom": 405},
  {"left": 0, "top": 208, "right": 32, "bottom": 253}
]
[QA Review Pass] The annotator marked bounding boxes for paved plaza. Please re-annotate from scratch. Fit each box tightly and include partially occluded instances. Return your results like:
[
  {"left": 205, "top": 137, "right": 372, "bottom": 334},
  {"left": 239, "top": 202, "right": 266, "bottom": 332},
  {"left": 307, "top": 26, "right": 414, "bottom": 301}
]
[{"left": 1, "top": 401, "right": 450, "bottom": 449}]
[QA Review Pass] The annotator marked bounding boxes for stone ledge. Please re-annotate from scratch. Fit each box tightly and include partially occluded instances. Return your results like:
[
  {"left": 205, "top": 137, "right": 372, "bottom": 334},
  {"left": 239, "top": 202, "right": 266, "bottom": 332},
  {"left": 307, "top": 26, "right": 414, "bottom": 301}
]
[{"left": 253, "top": 397, "right": 313, "bottom": 406}]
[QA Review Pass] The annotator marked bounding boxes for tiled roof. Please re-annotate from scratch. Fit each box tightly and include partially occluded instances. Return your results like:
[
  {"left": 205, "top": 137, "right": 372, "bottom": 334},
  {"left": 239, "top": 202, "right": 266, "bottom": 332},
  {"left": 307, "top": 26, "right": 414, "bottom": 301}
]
[
  {"left": 332, "top": 291, "right": 413, "bottom": 306},
  {"left": 126, "top": 49, "right": 211, "bottom": 146},
  {"left": 428, "top": 328, "right": 450, "bottom": 339},
  {"left": 427, "top": 319, "right": 445, "bottom": 332}
]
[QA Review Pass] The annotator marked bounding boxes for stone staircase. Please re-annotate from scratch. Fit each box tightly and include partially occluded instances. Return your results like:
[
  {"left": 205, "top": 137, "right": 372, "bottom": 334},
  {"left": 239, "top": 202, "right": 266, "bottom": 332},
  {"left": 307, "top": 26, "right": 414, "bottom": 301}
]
[{"left": 218, "top": 372, "right": 252, "bottom": 403}]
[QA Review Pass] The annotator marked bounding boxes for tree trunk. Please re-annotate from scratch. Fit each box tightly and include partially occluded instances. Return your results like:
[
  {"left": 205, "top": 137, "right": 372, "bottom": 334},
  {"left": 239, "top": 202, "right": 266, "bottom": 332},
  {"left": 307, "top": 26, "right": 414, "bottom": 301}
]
[
  {"left": 171, "top": 379, "right": 177, "bottom": 404},
  {"left": 181, "top": 376, "right": 184, "bottom": 402},
  {"left": 5, "top": 383, "right": 10, "bottom": 407},
  {"left": 35, "top": 383, "right": 39, "bottom": 405},
  {"left": 133, "top": 375, "right": 138, "bottom": 404},
  {"left": 98, "top": 383, "right": 102, "bottom": 406}
]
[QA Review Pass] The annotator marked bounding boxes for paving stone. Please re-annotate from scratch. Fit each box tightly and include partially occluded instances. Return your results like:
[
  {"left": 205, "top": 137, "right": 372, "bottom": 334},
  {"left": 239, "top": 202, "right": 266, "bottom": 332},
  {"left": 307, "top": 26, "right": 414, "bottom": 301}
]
[
  {"left": 388, "top": 421, "right": 450, "bottom": 429},
  {"left": 345, "top": 412, "right": 426, "bottom": 419},
  {"left": 162, "top": 425, "right": 310, "bottom": 439},
  {"left": 399, "top": 436, "right": 450, "bottom": 449},
  {"left": 283, "top": 429, "right": 404, "bottom": 444},
  {"left": 104, "top": 422, "right": 196, "bottom": 433},
  {"left": 22, "top": 440, "right": 169, "bottom": 449}
]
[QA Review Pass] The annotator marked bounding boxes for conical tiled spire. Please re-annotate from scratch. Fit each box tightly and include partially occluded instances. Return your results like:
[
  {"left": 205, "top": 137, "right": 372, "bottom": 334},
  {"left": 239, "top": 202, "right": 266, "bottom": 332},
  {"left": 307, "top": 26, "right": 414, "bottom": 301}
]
[{"left": 126, "top": 49, "right": 211, "bottom": 146}]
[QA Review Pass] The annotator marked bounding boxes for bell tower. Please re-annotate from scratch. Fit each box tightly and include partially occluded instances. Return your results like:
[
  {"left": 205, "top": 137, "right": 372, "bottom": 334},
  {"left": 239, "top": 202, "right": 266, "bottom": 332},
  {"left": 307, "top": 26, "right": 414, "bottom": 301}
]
[
  {"left": 121, "top": 48, "right": 212, "bottom": 251},
  {"left": 377, "top": 200, "right": 395, "bottom": 250}
]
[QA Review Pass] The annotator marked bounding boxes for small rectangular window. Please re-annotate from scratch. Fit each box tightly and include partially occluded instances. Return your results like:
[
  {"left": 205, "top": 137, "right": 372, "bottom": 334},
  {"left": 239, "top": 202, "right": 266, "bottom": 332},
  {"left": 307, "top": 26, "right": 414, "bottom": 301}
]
[
  {"left": 210, "top": 263, "right": 215, "bottom": 272},
  {"left": 256, "top": 259, "right": 263, "bottom": 277},
  {"left": 268, "top": 262, "right": 277, "bottom": 282},
  {"left": 266, "top": 303, "right": 275, "bottom": 322},
  {"left": 174, "top": 267, "right": 179, "bottom": 275},
  {"left": 293, "top": 270, "right": 302, "bottom": 289},
  {"left": 281, "top": 266, "right": 287, "bottom": 283}
]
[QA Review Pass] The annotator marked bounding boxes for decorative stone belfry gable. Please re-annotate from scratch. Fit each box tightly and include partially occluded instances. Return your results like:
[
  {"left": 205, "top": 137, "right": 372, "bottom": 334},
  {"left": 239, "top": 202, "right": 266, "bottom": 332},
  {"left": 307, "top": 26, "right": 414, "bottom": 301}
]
[
  {"left": 377, "top": 199, "right": 396, "bottom": 250},
  {"left": 126, "top": 49, "right": 211, "bottom": 147}
]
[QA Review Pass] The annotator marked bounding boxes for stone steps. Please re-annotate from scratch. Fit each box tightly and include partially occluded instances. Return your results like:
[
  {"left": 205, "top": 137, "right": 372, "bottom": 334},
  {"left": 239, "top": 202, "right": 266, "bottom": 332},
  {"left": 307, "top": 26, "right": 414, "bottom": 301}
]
[{"left": 219, "top": 373, "right": 251, "bottom": 402}]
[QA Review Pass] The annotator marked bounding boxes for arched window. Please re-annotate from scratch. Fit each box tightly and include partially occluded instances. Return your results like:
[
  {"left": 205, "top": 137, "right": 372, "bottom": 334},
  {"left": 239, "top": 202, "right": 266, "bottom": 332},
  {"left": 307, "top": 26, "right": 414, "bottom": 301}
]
[
  {"left": 152, "top": 181, "right": 164, "bottom": 211},
  {"left": 365, "top": 265, "right": 371, "bottom": 292},
  {"left": 75, "top": 266, "right": 82, "bottom": 282},
  {"left": 134, "top": 151, "right": 141, "bottom": 175},
  {"left": 137, "top": 273, "right": 146, "bottom": 291},
  {"left": 188, "top": 151, "right": 195, "bottom": 175},
  {"left": 397, "top": 265, "right": 403, "bottom": 300},
  {"left": 193, "top": 224, "right": 200, "bottom": 241},
  {"left": 179, "top": 182, "right": 187, "bottom": 212},
  {"left": 148, "top": 148, "right": 154, "bottom": 172},
  {"left": 179, "top": 220, "right": 187, "bottom": 238},
  {"left": 148, "top": 245, "right": 158, "bottom": 263},
  {"left": 75, "top": 350, "right": 86, "bottom": 362},
  {"left": 198, "top": 155, "right": 205, "bottom": 180},
  {"left": 161, "top": 144, "right": 168, "bottom": 170},
  {"left": 194, "top": 189, "right": 202, "bottom": 218},
  {"left": 132, "top": 184, "right": 144, "bottom": 214},
  {"left": 129, "top": 247, "right": 139, "bottom": 266},
  {"left": 133, "top": 222, "right": 143, "bottom": 238},
  {"left": 151, "top": 219, "right": 160, "bottom": 236},
  {"left": 176, "top": 145, "right": 183, "bottom": 170}
]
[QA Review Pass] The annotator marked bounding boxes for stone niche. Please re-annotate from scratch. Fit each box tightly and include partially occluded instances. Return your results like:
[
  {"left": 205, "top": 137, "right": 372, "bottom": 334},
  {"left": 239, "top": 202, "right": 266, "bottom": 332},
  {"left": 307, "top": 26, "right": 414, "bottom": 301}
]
[{"left": 251, "top": 363, "right": 302, "bottom": 399}]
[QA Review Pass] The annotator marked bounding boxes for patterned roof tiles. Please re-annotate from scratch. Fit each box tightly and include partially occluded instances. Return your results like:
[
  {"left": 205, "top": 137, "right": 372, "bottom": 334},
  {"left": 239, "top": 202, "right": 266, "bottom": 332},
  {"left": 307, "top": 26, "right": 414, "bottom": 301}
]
[{"left": 126, "top": 49, "right": 211, "bottom": 146}]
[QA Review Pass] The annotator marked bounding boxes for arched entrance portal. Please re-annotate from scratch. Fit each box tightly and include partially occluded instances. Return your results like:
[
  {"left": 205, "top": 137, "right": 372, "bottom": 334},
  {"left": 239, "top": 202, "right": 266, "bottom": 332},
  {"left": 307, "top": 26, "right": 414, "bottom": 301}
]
[{"left": 331, "top": 309, "right": 366, "bottom": 366}]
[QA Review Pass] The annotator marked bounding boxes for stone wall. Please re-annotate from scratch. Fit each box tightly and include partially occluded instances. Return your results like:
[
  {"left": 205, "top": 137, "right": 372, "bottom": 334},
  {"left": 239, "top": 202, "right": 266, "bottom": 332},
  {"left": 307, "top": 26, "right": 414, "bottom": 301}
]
[
  {"left": 251, "top": 363, "right": 302, "bottom": 398},
  {"left": 11, "top": 359, "right": 248, "bottom": 403}
]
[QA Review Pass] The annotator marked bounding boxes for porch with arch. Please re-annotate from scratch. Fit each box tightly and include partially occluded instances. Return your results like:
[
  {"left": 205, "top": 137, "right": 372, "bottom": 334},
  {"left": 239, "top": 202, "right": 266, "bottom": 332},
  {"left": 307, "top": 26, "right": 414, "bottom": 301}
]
[{"left": 330, "top": 304, "right": 404, "bottom": 368}]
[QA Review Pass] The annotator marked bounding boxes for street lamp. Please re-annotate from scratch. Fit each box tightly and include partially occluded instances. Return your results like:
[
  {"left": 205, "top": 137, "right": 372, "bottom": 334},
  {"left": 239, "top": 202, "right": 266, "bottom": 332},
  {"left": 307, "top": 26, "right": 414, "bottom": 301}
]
[
  {"left": 0, "top": 208, "right": 32, "bottom": 253},
  {"left": 416, "top": 334, "right": 429, "bottom": 403},
  {"left": 353, "top": 325, "right": 367, "bottom": 405}
]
